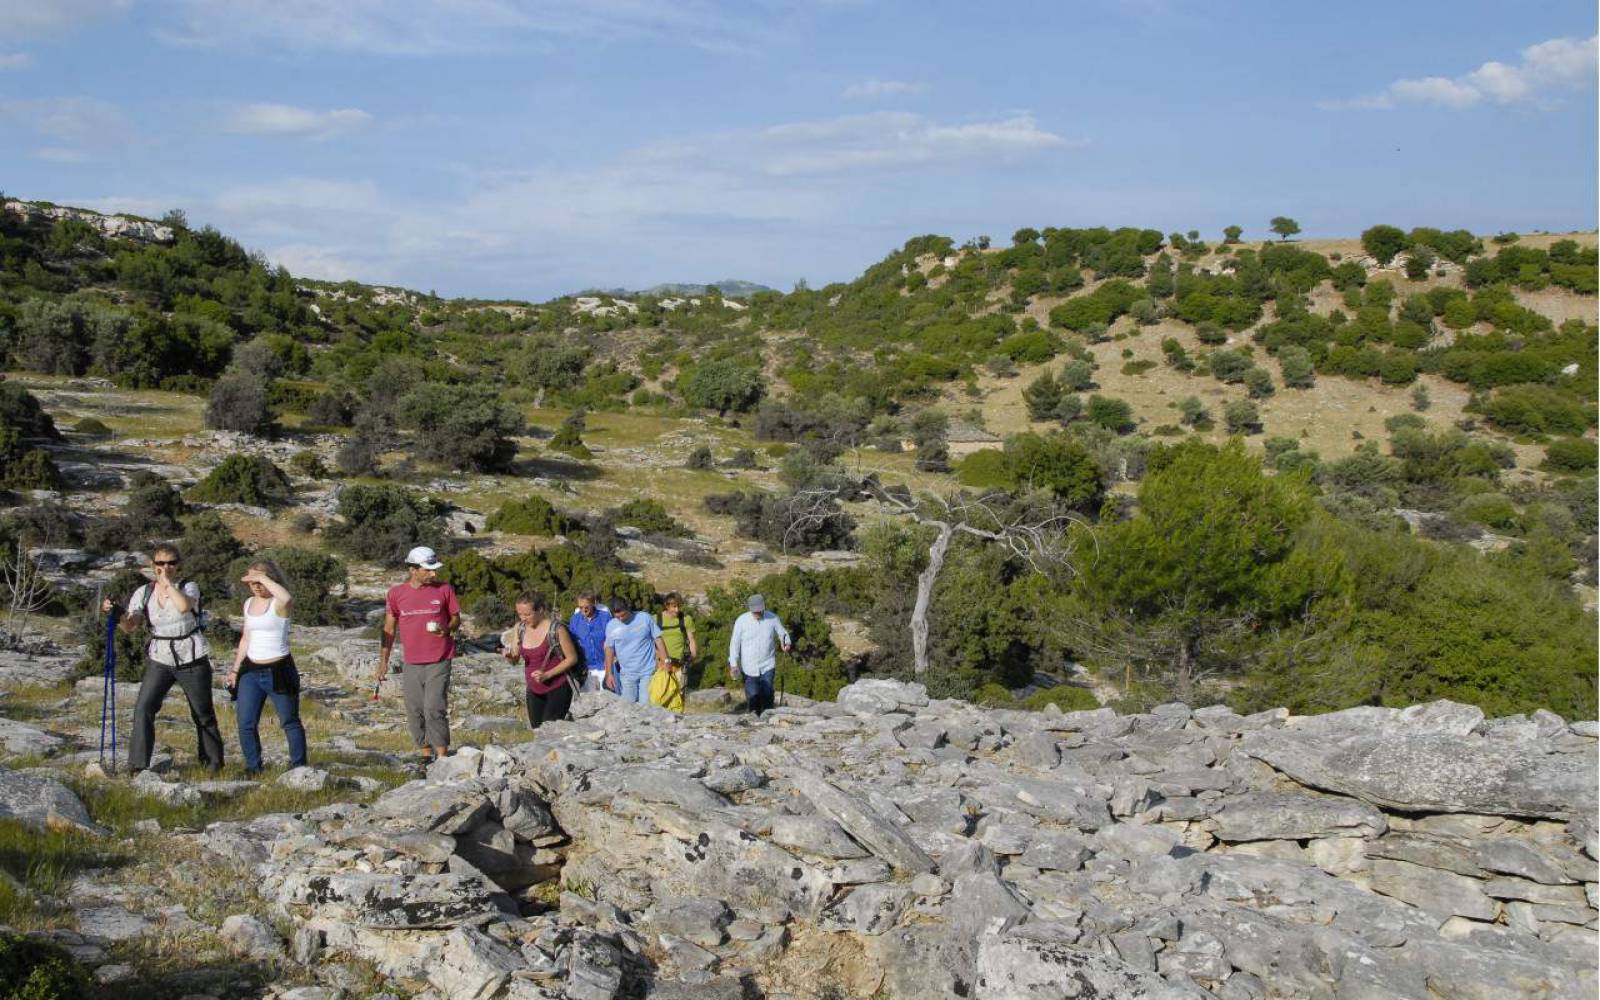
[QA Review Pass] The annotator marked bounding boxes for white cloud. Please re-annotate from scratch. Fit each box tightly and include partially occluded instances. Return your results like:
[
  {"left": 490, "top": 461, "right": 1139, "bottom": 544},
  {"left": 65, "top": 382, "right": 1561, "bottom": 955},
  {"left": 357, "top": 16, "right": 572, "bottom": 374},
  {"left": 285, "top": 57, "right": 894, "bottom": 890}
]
[
  {"left": 0, "top": 52, "right": 33, "bottom": 70},
  {"left": 842, "top": 78, "right": 928, "bottom": 100},
  {"left": 1324, "top": 34, "right": 1597, "bottom": 110},
  {"left": 97, "top": 106, "right": 1076, "bottom": 294},
  {"left": 760, "top": 111, "right": 1073, "bottom": 175},
  {"left": 0, "top": 96, "right": 132, "bottom": 160},
  {"left": 224, "top": 103, "right": 372, "bottom": 139},
  {"left": 33, "top": 146, "right": 89, "bottom": 163},
  {"left": 0, "top": 0, "right": 128, "bottom": 40},
  {"left": 158, "top": 0, "right": 767, "bottom": 55}
]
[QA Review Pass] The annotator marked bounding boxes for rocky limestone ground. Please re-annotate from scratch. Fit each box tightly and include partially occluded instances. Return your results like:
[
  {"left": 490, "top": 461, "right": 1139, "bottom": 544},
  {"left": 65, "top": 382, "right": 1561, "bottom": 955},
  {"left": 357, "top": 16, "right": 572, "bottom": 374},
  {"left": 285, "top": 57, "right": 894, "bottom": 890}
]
[{"left": 5, "top": 622, "right": 1597, "bottom": 999}]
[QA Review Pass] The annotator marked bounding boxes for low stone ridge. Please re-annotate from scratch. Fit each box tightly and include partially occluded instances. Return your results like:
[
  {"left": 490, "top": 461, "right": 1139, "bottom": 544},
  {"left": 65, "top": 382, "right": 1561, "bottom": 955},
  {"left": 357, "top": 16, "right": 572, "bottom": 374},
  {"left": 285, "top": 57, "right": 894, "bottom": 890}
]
[{"left": 200, "top": 685, "right": 1594, "bottom": 998}]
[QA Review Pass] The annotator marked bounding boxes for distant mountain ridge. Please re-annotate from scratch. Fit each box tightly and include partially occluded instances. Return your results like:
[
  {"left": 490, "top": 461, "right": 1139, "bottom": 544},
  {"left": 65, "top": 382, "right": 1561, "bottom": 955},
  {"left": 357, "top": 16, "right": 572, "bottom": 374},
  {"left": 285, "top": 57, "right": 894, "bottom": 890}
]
[{"left": 577, "top": 279, "right": 775, "bottom": 299}]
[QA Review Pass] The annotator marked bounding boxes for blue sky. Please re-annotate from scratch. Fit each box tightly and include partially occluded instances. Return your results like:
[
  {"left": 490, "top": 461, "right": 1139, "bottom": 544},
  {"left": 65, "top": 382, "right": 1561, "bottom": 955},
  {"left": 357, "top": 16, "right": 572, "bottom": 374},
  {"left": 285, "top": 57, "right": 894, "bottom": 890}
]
[{"left": 1, "top": 1, "right": 1595, "bottom": 300}]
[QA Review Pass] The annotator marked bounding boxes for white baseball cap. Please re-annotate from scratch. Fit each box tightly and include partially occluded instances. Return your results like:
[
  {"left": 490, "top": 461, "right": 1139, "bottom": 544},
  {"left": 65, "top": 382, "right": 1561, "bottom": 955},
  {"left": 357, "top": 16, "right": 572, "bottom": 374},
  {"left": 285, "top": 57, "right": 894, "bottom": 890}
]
[{"left": 405, "top": 546, "right": 444, "bottom": 570}]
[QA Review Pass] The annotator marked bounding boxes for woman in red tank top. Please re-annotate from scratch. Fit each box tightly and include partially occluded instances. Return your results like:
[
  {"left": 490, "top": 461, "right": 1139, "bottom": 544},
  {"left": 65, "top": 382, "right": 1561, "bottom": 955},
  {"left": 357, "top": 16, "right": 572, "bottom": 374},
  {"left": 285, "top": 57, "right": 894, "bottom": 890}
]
[{"left": 499, "top": 590, "right": 579, "bottom": 729}]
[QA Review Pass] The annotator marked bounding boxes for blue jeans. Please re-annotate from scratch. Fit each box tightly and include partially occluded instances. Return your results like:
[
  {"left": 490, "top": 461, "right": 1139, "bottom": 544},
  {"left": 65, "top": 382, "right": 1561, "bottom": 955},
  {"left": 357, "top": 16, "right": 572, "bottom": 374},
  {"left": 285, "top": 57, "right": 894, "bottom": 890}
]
[
  {"left": 236, "top": 665, "right": 307, "bottom": 772},
  {"left": 743, "top": 670, "right": 775, "bottom": 716},
  {"left": 619, "top": 669, "right": 655, "bottom": 704}
]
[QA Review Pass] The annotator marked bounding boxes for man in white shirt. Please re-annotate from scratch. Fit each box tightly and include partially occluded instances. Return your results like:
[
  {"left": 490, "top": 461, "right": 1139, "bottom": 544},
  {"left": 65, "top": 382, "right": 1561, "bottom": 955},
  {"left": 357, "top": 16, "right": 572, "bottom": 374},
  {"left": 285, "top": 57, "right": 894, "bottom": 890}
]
[{"left": 728, "top": 594, "right": 791, "bottom": 716}]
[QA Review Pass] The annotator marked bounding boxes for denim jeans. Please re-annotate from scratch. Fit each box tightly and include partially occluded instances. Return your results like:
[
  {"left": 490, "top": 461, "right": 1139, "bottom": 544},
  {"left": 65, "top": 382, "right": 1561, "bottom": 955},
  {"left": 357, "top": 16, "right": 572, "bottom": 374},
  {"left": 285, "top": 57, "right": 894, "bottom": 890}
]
[
  {"left": 742, "top": 669, "right": 776, "bottom": 716},
  {"left": 618, "top": 669, "right": 654, "bottom": 704},
  {"left": 236, "top": 665, "right": 306, "bottom": 772}
]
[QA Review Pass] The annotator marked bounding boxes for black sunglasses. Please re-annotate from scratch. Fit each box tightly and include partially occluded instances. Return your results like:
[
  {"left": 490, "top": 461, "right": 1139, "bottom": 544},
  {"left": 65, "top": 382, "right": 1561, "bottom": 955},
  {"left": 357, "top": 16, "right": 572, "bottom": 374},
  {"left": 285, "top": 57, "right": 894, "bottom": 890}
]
[{"left": 153, "top": 559, "right": 180, "bottom": 566}]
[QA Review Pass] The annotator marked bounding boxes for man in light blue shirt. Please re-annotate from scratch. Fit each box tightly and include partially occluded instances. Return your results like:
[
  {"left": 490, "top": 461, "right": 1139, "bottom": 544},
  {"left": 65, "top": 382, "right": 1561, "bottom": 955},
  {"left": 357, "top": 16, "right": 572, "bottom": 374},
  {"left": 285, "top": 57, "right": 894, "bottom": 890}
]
[
  {"left": 603, "top": 596, "right": 668, "bottom": 704},
  {"left": 728, "top": 594, "right": 791, "bottom": 716}
]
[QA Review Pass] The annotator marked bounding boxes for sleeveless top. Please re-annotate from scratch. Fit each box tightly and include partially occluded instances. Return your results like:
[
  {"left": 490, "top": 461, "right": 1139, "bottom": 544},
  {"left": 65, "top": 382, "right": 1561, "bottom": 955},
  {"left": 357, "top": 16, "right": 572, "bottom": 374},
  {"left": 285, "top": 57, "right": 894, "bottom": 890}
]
[
  {"left": 518, "top": 622, "right": 566, "bottom": 694},
  {"left": 244, "top": 596, "right": 291, "bottom": 662},
  {"left": 130, "top": 582, "right": 210, "bottom": 666}
]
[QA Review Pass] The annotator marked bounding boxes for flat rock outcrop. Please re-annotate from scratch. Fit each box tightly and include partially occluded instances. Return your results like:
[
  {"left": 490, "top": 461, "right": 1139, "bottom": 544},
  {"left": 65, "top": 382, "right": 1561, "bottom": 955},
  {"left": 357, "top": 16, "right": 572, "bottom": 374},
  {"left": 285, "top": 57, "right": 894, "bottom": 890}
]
[{"left": 205, "top": 686, "right": 1595, "bottom": 998}]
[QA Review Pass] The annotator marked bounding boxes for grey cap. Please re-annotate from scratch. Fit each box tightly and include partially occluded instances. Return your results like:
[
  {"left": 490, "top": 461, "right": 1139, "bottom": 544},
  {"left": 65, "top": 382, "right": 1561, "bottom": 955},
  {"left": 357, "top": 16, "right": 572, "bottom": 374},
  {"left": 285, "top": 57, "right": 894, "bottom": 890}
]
[{"left": 746, "top": 594, "right": 765, "bottom": 612}]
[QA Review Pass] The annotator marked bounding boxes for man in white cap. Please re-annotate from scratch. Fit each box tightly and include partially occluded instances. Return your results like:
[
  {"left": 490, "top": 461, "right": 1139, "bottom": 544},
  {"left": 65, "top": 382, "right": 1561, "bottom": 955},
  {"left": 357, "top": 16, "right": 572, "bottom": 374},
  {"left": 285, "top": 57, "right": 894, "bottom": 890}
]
[
  {"left": 728, "top": 594, "right": 791, "bottom": 717},
  {"left": 375, "top": 546, "right": 460, "bottom": 763}
]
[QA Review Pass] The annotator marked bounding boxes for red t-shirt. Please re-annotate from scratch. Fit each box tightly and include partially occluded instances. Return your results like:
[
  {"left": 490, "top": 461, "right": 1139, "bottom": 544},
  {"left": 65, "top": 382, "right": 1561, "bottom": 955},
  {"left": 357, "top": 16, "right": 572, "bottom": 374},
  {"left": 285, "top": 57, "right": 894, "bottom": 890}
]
[{"left": 386, "top": 582, "right": 460, "bottom": 664}]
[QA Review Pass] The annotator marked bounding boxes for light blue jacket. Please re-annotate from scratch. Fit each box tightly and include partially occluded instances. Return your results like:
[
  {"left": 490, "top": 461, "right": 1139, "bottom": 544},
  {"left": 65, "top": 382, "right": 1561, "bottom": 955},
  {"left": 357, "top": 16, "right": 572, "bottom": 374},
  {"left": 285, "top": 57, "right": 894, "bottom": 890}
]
[{"left": 729, "top": 612, "right": 791, "bottom": 677}]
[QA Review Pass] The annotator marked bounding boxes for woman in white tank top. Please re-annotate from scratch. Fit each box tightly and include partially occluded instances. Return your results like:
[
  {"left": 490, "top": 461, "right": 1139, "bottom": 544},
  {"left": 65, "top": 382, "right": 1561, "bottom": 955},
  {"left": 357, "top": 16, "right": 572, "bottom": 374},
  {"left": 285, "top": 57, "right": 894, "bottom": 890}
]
[{"left": 228, "top": 560, "right": 306, "bottom": 775}]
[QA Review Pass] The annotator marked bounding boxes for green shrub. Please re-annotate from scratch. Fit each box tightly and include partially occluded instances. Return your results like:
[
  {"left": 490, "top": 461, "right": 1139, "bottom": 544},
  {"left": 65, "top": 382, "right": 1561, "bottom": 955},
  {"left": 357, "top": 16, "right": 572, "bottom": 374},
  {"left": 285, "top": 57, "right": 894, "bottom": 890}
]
[
  {"left": 72, "top": 417, "right": 112, "bottom": 437},
  {"left": 0, "top": 442, "right": 62, "bottom": 492},
  {"left": 1453, "top": 493, "right": 1520, "bottom": 532},
  {"left": 681, "top": 360, "right": 766, "bottom": 415},
  {"left": 230, "top": 546, "right": 348, "bottom": 625},
  {"left": 203, "top": 371, "right": 276, "bottom": 436},
  {"left": 613, "top": 498, "right": 688, "bottom": 537},
  {"left": 399, "top": 382, "right": 525, "bottom": 472},
  {"left": 1022, "top": 685, "right": 1100, "bottom": 712},
  {"left": 188, "top": 454, "right": 294, "bottom": 507},
  {"left": 277, "top": 452, "right": 321, "bottom": 480},
  {"left": 1120, "top": 359, "right": 1156, "bottom": 376},
  {"left": 548, "top": 411, "right": 592, "bottom": 458},
  {"left": 0, "top": 930, "right": 92, "bottom": 999},
  {"left": 1001, "top": 433, "right": 1104, "bottom": 509},
  {"left": 955, "top": 448, "right": 1012, "bottom": 489},
  {"left": 685, "top": 445, "right": 715, "bottom": 470},
  {"left": 972, "top": 682, "right": 1016, "bottom": 707},
  {"left": 324, "top": 483, "right": 447, "bottom": 563},
  {"left": 1224, "top": 399, "right": 1261, "bottom": 435},
  {"left": 486, "top": 495, "right": 571, "bottom": 536},
  {"left": 1085, "top": 395, "right": 1134, "bottom": 434},
  {"left": 1481, "top": 386, "right": 1593, "bottom": 436},
  {"left": 1543, "top": 438, "right": 1598, "bottom": 473}
]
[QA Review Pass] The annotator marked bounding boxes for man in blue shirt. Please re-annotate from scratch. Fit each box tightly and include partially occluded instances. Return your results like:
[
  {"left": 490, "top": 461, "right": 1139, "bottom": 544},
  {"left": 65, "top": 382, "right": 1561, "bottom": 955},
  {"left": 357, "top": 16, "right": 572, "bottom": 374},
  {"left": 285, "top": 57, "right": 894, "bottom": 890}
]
[
  {"left": 568, "top": 592, "right": 613, "bottom": 692},
  {"left": 728, "top": 594, "right": 791, "bottom": 716},
  {"left": 603, "top": 596, "right": 668, "bottom": 704}
]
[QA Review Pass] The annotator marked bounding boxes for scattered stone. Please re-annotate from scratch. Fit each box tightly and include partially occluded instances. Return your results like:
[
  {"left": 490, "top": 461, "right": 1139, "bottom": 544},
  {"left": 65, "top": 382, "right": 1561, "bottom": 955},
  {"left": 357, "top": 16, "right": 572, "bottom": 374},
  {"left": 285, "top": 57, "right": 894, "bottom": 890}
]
[
  {"left": 277, "top": 767, "right": 331, "bottom": 792},
  {"left": 0, "top": 765, "right": 102, "bottom": 834},
  {"left": 219, "top": 914, "right": 285, "bottom": 961}
]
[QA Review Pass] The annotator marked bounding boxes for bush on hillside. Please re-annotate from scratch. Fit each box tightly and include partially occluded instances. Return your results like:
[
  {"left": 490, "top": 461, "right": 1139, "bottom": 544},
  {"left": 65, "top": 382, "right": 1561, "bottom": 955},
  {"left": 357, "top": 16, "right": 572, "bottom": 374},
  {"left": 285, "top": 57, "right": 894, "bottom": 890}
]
[
  {"left": 1001, "top": 433, "right": 1103, "bottom": 510},
  {"left": 324, "top": 483, "right": 447, "bottom": 563},
  {"left": 73, "top": 417, "right": 112, "bottom": 437},
  {"left": 685, "top": 445, "right": 715, "bottom": 470},
  {"left": 1023, "top": 685, "right": 1100, "bottom": 712},
  {"left": 188, "top": 454, "right": 294, "bottom": 507},
  {"left": 176, "top": 511, "right": 248, "bottom": 598},
  {"left": 1543, "top": 438, "right": 1598, "bottom": 473},
  {"left": 681, "top": 359, "right": 766, "bottom": 415},
  {"left": 704, "top": 489, "right": 855, "bottom": 554},
  {"left": 306, "top": 390, "right": 357, "bottom": 427},
  {"left": 288, "top": 451, "right": 329, "bottom": 479},
  {"left": 1085, "top": 395, "right": 1134, "bottom": 434},
  {"left": 1480, "top": 386, "right": 1593, "bottom": 436},
  {"left": 548, "top": 411, "right": 592, "bottom": 458},
  {"left": 486, "top": 495, "right": 572, "bottom": 536},
  {"left": 955, "top": 449, "right": 1012, "bottom": 490},
  {"left": 399, "top": 382, "right": 524, "bottom": 472},
  {"left": 204, "top": 371, "right": 276, "bottom": 437},
  {"left": 612, "top": 498, "right": 688, "bottom": 537},
  {"left": 1224, "top": 399, "right": 1261, "bottom": 435},
  {"left": 0, "top": 434, "right": 62, "bottom": 491},
  {"left": 0, "top": 930, "right": 92, "bottom": 1000},
  {"left": 229, "top": 546, "right": 347, "bottom": 625},
  {"left": 84, "top": 479, "right": 185, "bottom": 553}
]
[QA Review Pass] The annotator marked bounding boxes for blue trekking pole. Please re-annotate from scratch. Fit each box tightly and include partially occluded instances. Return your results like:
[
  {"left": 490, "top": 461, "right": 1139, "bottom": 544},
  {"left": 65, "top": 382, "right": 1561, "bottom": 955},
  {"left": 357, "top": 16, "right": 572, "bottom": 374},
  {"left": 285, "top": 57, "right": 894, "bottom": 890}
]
[{"left": 99, "top": 608, "right": 118, "bottom": 773}]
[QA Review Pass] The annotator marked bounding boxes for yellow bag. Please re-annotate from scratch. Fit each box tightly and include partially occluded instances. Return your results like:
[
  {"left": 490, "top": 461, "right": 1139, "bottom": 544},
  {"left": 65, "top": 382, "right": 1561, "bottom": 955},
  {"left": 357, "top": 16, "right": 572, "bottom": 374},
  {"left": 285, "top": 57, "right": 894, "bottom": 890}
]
[{"left": 649, "top": 665, "right": 685, "bottom": 713}]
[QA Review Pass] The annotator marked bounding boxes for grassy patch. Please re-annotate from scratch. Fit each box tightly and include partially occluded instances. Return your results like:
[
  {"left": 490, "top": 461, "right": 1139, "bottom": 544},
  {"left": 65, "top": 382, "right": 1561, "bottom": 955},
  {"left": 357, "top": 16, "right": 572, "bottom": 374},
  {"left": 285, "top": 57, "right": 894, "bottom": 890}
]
[
  {"left": 68, "top": 765, "right": 408, "bottom": 836},
  {"left": 0, "top": 819, "right": 130, "bottom": 929}
]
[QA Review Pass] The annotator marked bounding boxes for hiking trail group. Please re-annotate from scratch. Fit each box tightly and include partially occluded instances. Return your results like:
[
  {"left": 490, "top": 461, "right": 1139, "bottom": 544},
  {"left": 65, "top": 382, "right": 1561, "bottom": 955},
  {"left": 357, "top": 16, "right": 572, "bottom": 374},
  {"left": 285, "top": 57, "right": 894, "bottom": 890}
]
[{"left": 0, "top": 540, "right": 1592, "bottom": 999}]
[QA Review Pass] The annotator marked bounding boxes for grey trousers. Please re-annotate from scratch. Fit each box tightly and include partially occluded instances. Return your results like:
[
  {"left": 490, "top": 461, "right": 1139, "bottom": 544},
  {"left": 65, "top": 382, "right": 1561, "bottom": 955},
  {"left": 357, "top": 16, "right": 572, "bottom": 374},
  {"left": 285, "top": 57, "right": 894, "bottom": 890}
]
[
  {"left": 129, "top": 656, "right": 224, "bottom": 772},
  {"left": 401, "top": 659, "right": 452, "bottom": 748}
]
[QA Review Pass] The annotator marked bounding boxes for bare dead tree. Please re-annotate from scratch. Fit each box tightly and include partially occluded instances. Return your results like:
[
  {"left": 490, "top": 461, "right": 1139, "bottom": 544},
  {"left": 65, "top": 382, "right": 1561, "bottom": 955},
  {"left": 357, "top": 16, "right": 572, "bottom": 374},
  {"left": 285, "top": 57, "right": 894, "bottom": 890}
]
[
  {"left": 1, "top": 541, "right": 53, "bottom": 648},
  {"left": 781, "top": 468, "right": 1087, "bottom": 675}
]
